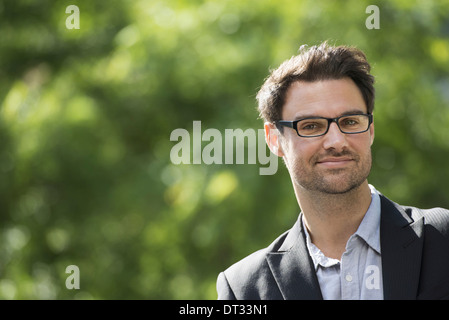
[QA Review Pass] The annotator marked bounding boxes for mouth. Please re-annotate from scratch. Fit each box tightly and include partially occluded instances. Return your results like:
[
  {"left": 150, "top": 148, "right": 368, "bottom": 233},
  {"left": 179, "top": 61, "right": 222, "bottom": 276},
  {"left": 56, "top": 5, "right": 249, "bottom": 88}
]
[{"left": 316, "top": 157, "right": 354, "bottom": 168}]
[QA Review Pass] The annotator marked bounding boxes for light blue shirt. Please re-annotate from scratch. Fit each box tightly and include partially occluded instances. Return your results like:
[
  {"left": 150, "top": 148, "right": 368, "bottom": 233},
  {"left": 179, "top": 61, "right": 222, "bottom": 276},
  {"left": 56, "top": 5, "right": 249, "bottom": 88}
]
[{"left": 303, "top": 185, "right": 383, "bottom": 300}]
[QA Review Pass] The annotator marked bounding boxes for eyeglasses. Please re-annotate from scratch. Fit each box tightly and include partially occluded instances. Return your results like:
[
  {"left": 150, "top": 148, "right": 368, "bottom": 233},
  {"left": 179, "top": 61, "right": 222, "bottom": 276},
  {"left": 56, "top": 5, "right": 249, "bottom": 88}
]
[{"left": 276, "top": 113, "right": 373, "bottom": 138}]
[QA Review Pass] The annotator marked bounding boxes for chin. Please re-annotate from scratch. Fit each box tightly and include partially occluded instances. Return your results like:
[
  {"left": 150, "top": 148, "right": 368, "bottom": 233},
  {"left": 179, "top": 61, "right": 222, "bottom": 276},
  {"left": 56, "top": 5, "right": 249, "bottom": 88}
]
[
  {"left": 318, "top": 183, "right": 362, "bottom": 195},
  {"left": 296, "top": 174, "right": 366, "bottom": 195}
]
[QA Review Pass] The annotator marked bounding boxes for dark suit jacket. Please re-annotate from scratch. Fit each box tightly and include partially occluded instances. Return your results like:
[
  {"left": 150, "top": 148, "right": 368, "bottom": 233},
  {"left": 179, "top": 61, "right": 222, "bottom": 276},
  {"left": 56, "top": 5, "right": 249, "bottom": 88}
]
[{"left": 217, "top": 195, "right": 449, "bottom": 300}]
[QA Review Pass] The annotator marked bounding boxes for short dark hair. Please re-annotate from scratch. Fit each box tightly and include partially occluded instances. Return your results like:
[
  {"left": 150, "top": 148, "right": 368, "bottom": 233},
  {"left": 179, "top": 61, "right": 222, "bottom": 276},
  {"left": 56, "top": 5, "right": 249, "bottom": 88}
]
[{"left": 256, "top": 42, "right": 375, "bottom": 124}]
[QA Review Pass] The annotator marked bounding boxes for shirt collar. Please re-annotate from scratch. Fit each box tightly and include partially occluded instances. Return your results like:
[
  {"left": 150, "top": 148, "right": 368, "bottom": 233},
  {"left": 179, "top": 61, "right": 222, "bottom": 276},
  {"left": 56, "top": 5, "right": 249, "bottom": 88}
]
[
  {"left": 302, "top": 184, "right": 382, "bottom": 270},
  {"left": 304, "top": 228, "right": 340, "bottom": 270},
  {"left": 354, "top": 184, "right": 381, "bottom": 254}
]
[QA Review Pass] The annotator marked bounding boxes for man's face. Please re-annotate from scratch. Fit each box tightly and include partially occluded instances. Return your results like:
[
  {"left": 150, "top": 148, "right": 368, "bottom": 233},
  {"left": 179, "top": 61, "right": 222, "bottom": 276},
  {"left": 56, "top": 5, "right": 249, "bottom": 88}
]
[{"left": 275, "top": 78, "right": 374, "bottom": 195}]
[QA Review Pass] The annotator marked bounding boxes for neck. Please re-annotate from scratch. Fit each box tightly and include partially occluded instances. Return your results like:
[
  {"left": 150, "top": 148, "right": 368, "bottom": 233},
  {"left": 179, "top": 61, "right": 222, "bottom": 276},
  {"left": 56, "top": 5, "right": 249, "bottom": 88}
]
[{"left": 296, "top": 181, "right": 372, "bottom": 260}]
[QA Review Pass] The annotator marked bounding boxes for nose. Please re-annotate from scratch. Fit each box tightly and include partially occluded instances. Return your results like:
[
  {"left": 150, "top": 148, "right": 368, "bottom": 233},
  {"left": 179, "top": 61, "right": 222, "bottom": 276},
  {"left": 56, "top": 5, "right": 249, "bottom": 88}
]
[{"left": 322, "top": 122, "right": 348, "bottom": 151}]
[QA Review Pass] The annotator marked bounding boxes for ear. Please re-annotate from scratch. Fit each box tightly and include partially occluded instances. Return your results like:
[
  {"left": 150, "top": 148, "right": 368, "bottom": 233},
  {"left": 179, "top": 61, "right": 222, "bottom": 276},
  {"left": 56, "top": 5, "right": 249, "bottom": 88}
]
[
  {"left": 369, "top": 117, "right": 375, "bottom": 146},
  {"left": 264, "top": 122, "right": 284, "bottom": 157}
]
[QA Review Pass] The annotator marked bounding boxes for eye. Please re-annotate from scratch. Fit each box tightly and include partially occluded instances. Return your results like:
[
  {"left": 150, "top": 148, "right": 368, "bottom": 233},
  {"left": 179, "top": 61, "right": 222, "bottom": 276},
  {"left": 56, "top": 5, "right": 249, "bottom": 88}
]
[
  {"left": 302, "top": 123, "right": 318, "bottom": 130},
  {"left": 341, "top": 117, "right": 359, "bottom": 126},
  {"left": 297, "top": 120, "right": 327, "bottom": 135},
  {"left": 299, "top": 121, "right": 322, "bottom": 131}
]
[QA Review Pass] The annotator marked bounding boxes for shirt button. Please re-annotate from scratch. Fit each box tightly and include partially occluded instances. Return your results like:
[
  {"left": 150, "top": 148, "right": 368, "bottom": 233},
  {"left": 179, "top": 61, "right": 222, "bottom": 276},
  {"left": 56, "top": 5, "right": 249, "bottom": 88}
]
[{"left": 345, "top": 274, "right": 353, "bottom": 282}]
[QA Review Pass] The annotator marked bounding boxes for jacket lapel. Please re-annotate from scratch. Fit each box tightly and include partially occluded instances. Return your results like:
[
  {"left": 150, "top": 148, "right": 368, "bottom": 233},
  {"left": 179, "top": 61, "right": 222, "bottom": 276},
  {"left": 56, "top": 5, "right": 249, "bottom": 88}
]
[
  {"left": 266, "top": 215, "right": 323, "bottom": 300},
  {"left": 379, "top": 195, "right": 424, "bottom": 300}
]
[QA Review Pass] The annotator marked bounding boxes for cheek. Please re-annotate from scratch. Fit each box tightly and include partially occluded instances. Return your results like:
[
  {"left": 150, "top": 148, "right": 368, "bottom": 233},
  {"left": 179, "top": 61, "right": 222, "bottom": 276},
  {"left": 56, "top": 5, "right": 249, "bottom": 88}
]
[
  {"left": 283, "top": 138, "right": 317, "bottom": 166},
  {"left": 351, "top": 138, "right": 373, "bottom": 161}
]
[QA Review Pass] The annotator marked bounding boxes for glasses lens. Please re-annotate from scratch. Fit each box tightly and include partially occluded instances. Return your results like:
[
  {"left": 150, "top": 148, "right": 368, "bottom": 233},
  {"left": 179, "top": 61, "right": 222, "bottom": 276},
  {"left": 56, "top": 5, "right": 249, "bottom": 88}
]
[
  {"left": 296, "top": 118, "right": 328, "bottom": 137},
  {"left": 338, "top": 115, "right": 369, "bottom": 133}
]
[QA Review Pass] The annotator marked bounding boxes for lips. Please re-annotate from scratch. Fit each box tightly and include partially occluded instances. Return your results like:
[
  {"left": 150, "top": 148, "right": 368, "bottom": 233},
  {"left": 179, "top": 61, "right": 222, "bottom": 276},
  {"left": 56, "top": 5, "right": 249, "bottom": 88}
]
[
  {"left": 317, "top": 157, "right": 353, "bottom": 163},
  {"left": 316, "top": 157, "right": 354, "bottom": 168}
]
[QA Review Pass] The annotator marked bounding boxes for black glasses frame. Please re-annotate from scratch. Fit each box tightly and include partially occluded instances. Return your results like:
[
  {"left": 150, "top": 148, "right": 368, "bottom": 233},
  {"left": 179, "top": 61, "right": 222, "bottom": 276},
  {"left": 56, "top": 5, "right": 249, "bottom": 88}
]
[{"left": 276, "top": 113, "right": 373, "bottom": 138}]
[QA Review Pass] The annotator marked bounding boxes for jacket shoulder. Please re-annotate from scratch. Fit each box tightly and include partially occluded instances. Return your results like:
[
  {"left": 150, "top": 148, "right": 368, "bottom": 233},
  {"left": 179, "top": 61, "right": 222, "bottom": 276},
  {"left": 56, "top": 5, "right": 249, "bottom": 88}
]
[
  {"left": 217, "top": 228, "right": 291, "bottom": 300},
  {"left": 403, "top": 205, "right": 449, "bottom": 236},
  {"left": 422, "top": 207, "right": 449, "bottom": 234},
  {"left": 381, "top": 194, "right": 449, "bottom": 235},
  {"left": 405, "top": 205, "right": 449, "bottom": 299}
]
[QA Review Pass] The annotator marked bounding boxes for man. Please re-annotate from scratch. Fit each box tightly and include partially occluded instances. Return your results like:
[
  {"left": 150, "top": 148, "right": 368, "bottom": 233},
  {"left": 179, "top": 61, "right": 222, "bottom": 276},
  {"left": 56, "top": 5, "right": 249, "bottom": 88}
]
[{"left": 216, "top": 42, "right": 449, "bottom": 300}]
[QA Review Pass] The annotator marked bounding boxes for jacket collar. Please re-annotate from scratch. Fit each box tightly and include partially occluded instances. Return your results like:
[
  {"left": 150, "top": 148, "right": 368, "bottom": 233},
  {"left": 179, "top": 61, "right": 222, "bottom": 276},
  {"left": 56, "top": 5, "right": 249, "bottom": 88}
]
[{"left": 266, "top": 213, "right": 323, "bottom": 300}]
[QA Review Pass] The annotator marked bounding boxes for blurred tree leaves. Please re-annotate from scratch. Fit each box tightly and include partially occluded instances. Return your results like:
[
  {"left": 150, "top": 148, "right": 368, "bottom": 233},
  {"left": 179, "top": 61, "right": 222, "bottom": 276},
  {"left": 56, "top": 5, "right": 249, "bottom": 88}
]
[{"left": 0, "top": 0, "right": 448, "bottom": 299}]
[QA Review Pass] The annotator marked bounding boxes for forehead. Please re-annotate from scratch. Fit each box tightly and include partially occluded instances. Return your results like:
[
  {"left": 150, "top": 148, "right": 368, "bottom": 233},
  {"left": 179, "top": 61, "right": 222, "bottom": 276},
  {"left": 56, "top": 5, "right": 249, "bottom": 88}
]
[{"left": 282, "top": 78, "right": 367, "bottom": 120}]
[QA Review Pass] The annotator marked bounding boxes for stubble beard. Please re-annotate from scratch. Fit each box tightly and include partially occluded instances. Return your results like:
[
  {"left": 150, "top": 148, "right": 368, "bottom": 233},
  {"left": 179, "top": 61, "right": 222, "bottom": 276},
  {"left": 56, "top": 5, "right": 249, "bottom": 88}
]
[{"left": 290, "top": 149, "right": 372, "bottom": 195}]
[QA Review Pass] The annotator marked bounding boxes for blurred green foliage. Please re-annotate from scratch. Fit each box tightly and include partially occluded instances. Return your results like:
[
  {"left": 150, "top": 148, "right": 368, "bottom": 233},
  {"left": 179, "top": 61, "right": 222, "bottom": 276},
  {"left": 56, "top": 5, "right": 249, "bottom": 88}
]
[{"left": 1, "top": 0, "right": 449, "bottom": 299}]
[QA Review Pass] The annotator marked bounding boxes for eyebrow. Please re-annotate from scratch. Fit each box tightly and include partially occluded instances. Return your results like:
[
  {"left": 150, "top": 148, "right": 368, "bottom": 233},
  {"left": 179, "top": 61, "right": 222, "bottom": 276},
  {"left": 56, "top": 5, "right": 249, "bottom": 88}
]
[{"left": 293, "top": 108, "right": 366, "bottom": 121}]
